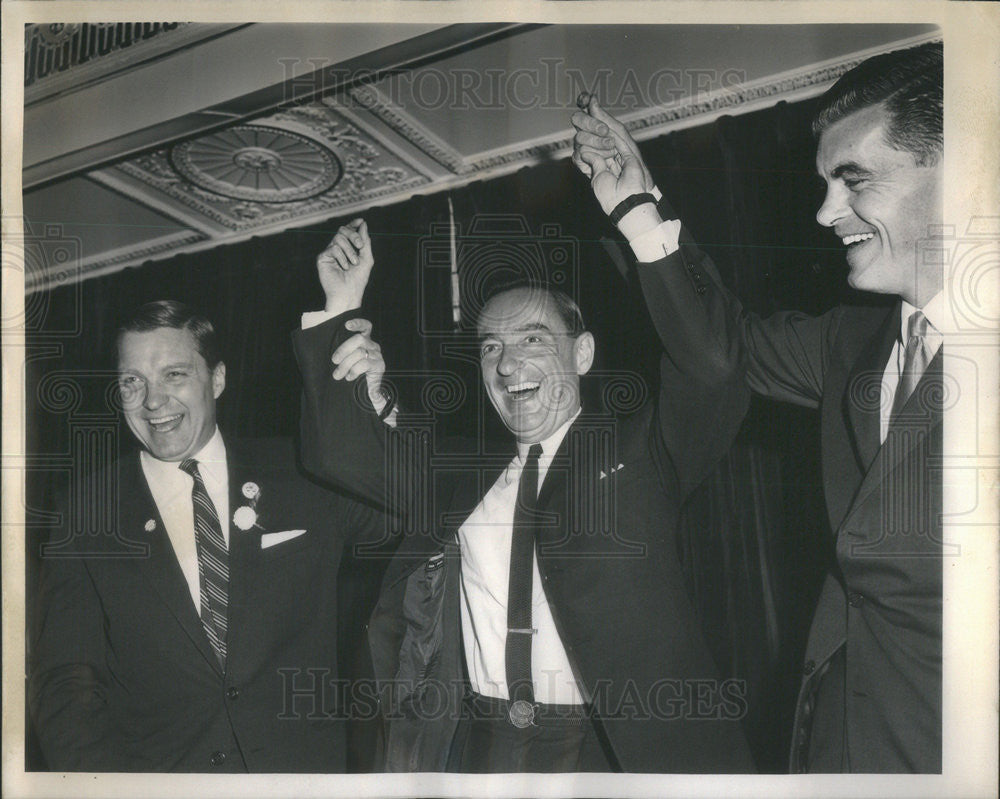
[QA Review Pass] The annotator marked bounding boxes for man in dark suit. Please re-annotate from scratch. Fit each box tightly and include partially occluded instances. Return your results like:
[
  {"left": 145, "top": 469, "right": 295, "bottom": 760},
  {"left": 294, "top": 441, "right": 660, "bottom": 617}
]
[
  {"left": 29, "top": 300, "right": 382, "bottom": 772},
  {"left": 293, "top": 219, "right": 756, "bottom": 772},
  {"left": 571, "top": 41, "right": 945, "bottom": 772}
]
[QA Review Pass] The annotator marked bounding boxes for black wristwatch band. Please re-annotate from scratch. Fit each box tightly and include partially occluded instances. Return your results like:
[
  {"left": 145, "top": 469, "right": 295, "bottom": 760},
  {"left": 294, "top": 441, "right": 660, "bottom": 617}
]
[{"left": 609, "top": 192, "right": 657, "bottom": 226}]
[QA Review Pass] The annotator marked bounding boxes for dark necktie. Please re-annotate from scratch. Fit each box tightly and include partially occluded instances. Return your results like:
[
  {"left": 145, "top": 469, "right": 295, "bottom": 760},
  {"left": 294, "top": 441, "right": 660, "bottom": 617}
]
[
  {"left": 179, "top": 458, "right": 229, "bottom": 669},
  {"left": 506, "top": 443, "right": 542, "bottom": 726},
  {"left": 891, "top": 310, "right": 934, "bottom": 423}
]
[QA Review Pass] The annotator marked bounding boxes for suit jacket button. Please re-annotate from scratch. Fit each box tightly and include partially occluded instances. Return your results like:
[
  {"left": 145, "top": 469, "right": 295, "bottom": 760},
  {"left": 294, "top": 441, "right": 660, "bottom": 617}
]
[
  {"left": 210, "top": 751, "right": 227, "bottom": 766},
  {"left": 227, "top": 687, "right": 240, "bottom": 700},
  {"left": 803, "top": 659, "right": 815, "bottom": 675},
  {"left": 849, "top": 592, "right": 864, "bottom": 607}
]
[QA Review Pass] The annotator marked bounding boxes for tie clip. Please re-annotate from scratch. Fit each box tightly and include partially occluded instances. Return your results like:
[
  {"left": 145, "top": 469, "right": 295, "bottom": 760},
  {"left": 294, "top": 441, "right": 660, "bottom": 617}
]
[{"left": 508, "top": 627, "right": 537, "bottom": 635}]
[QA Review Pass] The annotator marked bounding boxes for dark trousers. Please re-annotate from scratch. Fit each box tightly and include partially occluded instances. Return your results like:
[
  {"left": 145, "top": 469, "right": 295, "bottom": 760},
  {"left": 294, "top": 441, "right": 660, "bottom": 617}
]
[{"left": 447, "top": 692, "right": 615, "bottom": 773}]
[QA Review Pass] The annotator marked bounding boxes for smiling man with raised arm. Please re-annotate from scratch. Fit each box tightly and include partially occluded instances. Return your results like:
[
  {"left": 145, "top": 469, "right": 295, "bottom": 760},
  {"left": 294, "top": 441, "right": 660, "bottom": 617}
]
[
  {"left": 571, "top": 41, "right": 945, "bottom": 773},
  {"left": 293, "top": 217, "right": 756, "bottom": 773}
]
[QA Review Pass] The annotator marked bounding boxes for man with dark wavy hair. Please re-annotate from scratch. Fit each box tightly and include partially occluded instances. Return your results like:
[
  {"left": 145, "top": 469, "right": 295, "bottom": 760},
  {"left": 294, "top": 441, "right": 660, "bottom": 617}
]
[{"left": 572, "top": 40, "right": 945, "bottom": 772}]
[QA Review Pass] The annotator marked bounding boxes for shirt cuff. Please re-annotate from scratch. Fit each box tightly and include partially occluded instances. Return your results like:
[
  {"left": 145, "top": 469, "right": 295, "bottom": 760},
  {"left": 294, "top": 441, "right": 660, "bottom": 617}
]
[
  {"left": 629, "top": 219, "right": 682, "bottom": 262},
  {"left": 301, "top": 310, "right": 337, "bottom": 330}
]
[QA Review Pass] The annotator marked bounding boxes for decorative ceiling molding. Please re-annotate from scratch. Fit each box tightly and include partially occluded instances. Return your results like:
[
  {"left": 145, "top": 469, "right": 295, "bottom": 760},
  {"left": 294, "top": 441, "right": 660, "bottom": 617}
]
[
  {"left": 25, "top": 22, "right": 183, "bottom": 88},
  {"left": 23, "top": 228, "right": 206, "bottom": 294},
  {"left": 107, "top": 103, "right": 427, "bottom": 234},
  {"left": 24, "top": 23, "right": 249, "bottom": 105},
  {"left": 346, "top": 85, "right": 470, "bottom": 174},
  {"left": 169, "top": 124, "right": 344, "bottom": 203},
  {"left": 25, "top": 29, "right": 940, "bottom": 293},
  {"left": 351, "top": 30, "right": 941, "bottom": 179}
]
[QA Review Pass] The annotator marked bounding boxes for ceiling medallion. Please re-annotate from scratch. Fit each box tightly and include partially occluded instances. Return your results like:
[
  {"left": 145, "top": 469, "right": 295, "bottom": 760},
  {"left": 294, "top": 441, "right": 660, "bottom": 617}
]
[{"left": 169, "top": 124, "right": 342, "bottom": 203}]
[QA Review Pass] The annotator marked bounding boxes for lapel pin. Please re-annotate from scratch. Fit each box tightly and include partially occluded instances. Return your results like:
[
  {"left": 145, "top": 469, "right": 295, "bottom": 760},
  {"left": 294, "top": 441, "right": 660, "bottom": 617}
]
[
  {"left": 233, "top": 506, "right": 258, "bottom": 531},
  {"left": 144, "top": 518, "right": 157, "bottom": 532}
]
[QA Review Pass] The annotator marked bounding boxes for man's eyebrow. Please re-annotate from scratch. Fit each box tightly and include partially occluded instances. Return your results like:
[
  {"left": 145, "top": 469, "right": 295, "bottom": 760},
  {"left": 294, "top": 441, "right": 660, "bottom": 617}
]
[
  {"left": 478, "top": 323, "right": 555, "bottom": 342},
  {"left": 830, "top": 162, "right": 875, "bottom": 180},
  {"left": 117, "top": 361, "right": 193, "bottom": 374}
]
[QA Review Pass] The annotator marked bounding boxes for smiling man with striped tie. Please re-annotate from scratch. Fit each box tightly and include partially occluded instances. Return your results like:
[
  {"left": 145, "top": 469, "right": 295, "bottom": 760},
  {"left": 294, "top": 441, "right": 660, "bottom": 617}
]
[{"left": 29, "top": 301, "right": 383, "bottom": 772}]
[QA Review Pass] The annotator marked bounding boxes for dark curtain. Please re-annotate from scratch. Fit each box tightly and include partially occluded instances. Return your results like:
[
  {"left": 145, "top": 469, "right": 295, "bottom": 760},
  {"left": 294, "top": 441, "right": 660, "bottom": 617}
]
[{"left": 25, "top": 96, "right": 850, "bottom": 771}]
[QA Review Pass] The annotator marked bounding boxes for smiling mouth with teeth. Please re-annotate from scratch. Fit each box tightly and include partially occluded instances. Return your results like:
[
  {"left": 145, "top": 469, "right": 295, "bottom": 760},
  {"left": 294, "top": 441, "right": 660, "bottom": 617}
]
[
  {"left": 506, "top": 382, "right": 540, "bottom": 399},
  {"left": 842, "top": 232, "right": 875, "bottom": 246},
  {"left": 148, "top": 414, "right": 183, "bottom": 431}
]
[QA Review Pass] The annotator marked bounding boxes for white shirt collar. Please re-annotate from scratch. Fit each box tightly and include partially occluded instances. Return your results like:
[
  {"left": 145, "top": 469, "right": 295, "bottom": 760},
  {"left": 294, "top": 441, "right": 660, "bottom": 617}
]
[
  {"left": 901, "top": 290, "right": 949, "bottom": 341},
  {"left": 140, "top": 426, "right": 226, "bottom": 480},
  {"left": 516, "top": 408, "right": 581, "bottom": 462}
]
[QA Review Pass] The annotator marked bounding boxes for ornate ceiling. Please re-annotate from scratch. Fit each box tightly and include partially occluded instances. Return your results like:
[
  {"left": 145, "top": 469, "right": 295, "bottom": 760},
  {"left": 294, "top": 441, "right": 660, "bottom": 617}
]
[
  {"left": 99, "top": 106, "right": 426, "bottom": 233},
  {"left": 20, "top": 22, "right": 940, "bottom": 293}
]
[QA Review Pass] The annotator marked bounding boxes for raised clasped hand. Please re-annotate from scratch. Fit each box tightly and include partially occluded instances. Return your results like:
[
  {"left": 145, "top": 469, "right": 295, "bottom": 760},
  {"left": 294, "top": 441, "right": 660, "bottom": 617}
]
[{"left": 571, "top": 95, "right": 656, "bottom": 217}]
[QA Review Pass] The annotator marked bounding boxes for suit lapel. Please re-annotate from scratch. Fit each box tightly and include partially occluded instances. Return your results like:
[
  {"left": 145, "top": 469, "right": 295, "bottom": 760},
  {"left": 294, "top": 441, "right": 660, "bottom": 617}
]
[
  {"left": 123, "top": 453, "right": 222, "bottom": 675},
  {"left": 536, "top": 433, "right": 569, "bottom": 518},
  {"left": 842, "top": 305, "right": 900, "bottom": 473},
  {"left": 844, "top": 349, "right": 944, "bottom": 521},
  {"left": 535, "top": 424, "right": 594, "bottom": 556},
  {"left": 225, "top": 440, "right": 256, "bottom": 646}
]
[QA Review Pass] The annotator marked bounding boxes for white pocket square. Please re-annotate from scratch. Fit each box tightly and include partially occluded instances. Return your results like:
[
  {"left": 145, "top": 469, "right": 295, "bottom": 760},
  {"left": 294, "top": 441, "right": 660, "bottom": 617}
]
[{"left": 260, "top": 529, "right": 307, "bottom": 549}]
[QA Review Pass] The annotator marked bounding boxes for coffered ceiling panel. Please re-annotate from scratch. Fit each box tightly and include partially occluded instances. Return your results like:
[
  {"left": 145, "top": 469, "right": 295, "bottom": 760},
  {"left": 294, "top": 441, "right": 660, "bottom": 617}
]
[
  {"left": 91, "top": 102, "right": 429, "bottom": 236},
  {"left": 20, "top": 22, "right": 940, "bottom": 293}
]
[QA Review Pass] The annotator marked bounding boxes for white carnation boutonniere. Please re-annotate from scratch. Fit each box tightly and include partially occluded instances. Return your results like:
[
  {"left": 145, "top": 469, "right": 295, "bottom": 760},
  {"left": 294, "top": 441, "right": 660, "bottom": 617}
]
[{"left": 233, "top": 481, "right": 263, "bottom": 531}]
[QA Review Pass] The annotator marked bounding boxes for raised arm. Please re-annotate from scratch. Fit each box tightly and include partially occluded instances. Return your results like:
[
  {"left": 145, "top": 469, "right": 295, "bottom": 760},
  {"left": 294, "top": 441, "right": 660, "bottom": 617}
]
[
  {"left": 293, "top": 219, "right": 393, "bottom": 508},
  {"left": 572, "top": 97, "right": 751, "bottom": 494},
  {"left": 572, "top": 98, "right": 835, "bottom": 412}
]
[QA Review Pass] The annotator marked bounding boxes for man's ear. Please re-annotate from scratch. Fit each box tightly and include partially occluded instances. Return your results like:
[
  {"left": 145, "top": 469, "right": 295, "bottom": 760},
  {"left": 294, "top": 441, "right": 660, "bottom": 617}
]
[
  {"left": 574, "top": 332, "right": 595, "bottom": 376},
  {"left": 212, "top": 362, "right": 226, "bottom": 399}
]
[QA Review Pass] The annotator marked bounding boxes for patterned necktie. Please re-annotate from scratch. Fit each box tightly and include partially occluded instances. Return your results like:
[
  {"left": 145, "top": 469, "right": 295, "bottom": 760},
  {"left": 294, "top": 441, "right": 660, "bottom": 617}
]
[
  {"left": 891, "top": 310, "right": 933, "bottom": 423},
  {"left": 179, "top": 458, "right": 228, "bottom": 669},
  {"left": 506, "top": 443, "right": 542, "bottom": 722}
]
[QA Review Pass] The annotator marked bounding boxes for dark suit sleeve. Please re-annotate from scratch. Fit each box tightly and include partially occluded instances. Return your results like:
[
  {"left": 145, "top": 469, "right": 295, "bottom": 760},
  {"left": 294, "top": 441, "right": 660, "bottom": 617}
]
[
  {"left": 634, "top": 202, "right": 750, "bottom": 497},
  {"left": 657, "top": 199, "right": 840, "bottom": 409},
  {"left": 29, "top": 552, "right": 128, "bottom": 771},
  {"left": 736, "top": 304, "right": 840, "bottom": 410},
  {"left": 637, "top": 198, "right": 842, "bottom": 494},
  {"left": 293, "top": 312, "right": 397, "bottom": 512}
]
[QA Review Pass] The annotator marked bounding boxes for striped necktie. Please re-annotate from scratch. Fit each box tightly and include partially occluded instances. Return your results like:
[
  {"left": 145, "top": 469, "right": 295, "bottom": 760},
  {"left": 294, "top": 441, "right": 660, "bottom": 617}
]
[
  {"left": 890, "top": 310, "right": 934, "bottom": 423},
  {"left": 180, "top": 458, "right": 228, "bottom": 668}
]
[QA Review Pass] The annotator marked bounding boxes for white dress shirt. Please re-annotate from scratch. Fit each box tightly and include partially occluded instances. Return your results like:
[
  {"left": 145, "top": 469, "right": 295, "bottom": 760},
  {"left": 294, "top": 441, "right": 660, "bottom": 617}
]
[
  {"left": 458, "top": 411, "right": 585, "bottom": 705},
  {"left": 140, "top": 428, "right": 229, "bottom": 609}
]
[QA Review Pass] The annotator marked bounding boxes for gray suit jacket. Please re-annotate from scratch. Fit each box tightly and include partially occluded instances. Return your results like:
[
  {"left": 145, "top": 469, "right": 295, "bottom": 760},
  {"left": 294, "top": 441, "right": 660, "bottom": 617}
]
[{"left": 646, "top": 203, "right": 942, "bottom": 773}]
